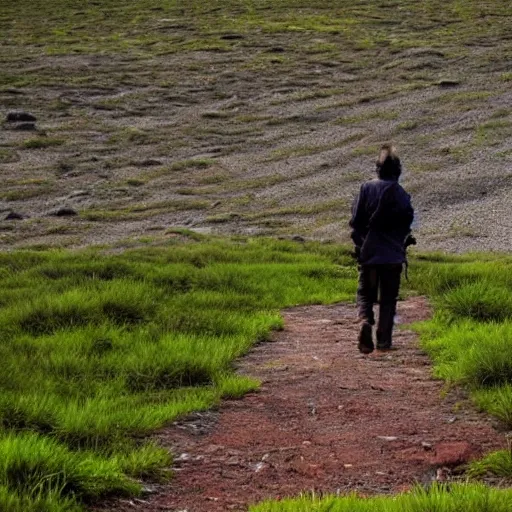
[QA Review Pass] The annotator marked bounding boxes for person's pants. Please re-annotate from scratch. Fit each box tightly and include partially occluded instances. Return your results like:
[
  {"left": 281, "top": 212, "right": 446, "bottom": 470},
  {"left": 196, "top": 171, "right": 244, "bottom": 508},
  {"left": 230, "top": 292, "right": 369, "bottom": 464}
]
[{"left": 357, "top": 264, "right": 402, "bottom": 345}]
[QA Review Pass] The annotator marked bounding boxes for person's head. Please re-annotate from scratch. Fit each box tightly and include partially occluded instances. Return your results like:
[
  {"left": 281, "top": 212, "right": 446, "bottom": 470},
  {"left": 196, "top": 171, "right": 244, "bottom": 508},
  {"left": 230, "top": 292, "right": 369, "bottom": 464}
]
[{"left": 376, "top": 144, "right": 401, "bottom": 180}]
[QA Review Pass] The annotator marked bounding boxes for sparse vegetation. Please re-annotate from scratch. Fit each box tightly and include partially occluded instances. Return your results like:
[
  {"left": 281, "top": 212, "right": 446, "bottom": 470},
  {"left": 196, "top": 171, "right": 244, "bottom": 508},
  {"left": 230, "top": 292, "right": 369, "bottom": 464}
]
[
  {"left": 0, "top": 149, "right": 19, "bottom": 163},
  {"left": 1, "top": 0, "right": 511, "bottom": 249},
  {"left": 21, "top": 137, "right": 65, "bottom": 150}
]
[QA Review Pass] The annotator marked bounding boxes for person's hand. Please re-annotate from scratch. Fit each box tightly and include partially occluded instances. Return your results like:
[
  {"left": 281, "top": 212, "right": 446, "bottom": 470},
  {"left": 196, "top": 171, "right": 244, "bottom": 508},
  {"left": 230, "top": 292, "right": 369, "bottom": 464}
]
[{"left": 405, "top": 234, "right": 417, "bottom": 247}]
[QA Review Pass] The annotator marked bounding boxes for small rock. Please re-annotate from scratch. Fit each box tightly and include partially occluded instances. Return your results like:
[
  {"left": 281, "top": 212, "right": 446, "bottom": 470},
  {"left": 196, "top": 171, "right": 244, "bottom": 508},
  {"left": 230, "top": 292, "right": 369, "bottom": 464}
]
[
  {"left": 211, "top": 200, "right": 221, "bottom": 208},
  {"left": 221, "top": 33, "right": 244, "bottom": 40},
  {"left": 253, "top": 462, "right": 266, "bottom": 472},
  {"left": 437, "top": 79, "right": 461, "bottom": 88},
  {"left": 436, "top": 467, "right": 452, "bottom": 482},
  {"left": 204, "top": 444, "right": 224, "bottom": 454},
  {"left": 57, "top": 162, "right": 74, "bottom": 174},
  {"left": 292, "top": 235, "right": 305, "bottom": 243},
  {"left": 6, "top": 111, "right": 37, "bottom": 122},
  {"left": 377, "top": 436, "right": 398, "bottom": 442},
  {"left": 5, "top": 211, "right": 24, "bottom": 220},
  {"left": 68, "top": 190, "right": 89, "bottom": 198},
  {"left": 137, "top": 159, "right": 162, "bottom": 167},
  {"left": 421, "top": 442, "right": 433, "bottom": 451},
  {"left": 118, "top": 500, "right": 136, "bottom": 508},
  {"left": 50, "top": 207, "right": 78, "bottom": 217}
]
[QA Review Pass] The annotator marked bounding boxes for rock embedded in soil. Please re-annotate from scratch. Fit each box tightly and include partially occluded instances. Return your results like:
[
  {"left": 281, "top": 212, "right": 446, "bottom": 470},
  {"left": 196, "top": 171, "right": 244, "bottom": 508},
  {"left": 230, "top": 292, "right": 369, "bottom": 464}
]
[
  {"left": 49, "top": 207, "right": 78, "bottom": 217},
  {"left": 6, "top": 111, "right": 37, "bottom": 122},
  {"left": 437, "top": 79, "right": 461, "bottom": 88},
  {"left": 220, "top": 34, "right": 245, "bottom": 40},
  {"left": 5, "top": 211, "right": 25, "bottom": 220},
  {"left": 68, "top": 190, "right": 90, "bottom": 198},
  {"left": 136, "top": 159, "right": 162, "bottom": 167}
]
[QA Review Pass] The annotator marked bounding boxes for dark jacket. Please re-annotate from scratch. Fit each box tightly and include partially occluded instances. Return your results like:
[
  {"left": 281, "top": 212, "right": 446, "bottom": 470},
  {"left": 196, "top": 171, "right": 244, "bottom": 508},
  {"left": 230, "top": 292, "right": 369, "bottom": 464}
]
[{"left": 349, "top": 178, "right": 414, "bottom": 265}]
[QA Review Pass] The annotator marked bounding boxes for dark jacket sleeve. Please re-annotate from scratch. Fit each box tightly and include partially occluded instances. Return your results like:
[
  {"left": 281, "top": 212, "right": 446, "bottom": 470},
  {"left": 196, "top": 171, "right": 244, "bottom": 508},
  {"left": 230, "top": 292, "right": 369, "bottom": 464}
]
[{"left": 349, "top": 184, "right": 368, "bottom": 248}]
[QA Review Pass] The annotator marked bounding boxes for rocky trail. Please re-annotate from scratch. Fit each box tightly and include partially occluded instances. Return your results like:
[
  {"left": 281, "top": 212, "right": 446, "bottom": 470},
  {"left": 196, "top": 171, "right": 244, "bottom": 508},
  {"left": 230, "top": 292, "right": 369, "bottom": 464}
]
[{"left": 99, "top": 297, "right": 505, "bottom": 511}]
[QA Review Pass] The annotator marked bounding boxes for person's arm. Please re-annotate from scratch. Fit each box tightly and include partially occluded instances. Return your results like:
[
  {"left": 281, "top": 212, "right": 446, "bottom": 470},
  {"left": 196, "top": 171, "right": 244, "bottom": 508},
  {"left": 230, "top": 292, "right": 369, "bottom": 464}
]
[
  {"left": 349, "top": 184, "right": 368, "bottom": 250},
  {"left": 402, "top": 193, "right": 414, "bottom": 232},
  {"left": 403, "top": 193, "right": 416, "bottom": 245}
]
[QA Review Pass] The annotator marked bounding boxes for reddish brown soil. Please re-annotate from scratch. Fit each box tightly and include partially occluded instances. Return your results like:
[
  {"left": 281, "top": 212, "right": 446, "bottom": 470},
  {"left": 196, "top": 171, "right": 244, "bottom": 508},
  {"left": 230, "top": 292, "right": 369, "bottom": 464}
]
[{"left": 102, "top": 297, "right": 505, "bottom": 511}]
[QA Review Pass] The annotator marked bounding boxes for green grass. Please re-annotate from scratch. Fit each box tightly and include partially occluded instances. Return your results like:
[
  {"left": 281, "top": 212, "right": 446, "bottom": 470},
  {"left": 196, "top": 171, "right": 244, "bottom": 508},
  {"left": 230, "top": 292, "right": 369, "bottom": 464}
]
[
  {"left": 468, "top": 449, "right": 512, "bottom": 479},
  {"left": 21, "top": 137, "right": 65, "bottom": 150},
  {"left": 0, "top": 237, "right": 356, "bottom": 510},
  {"left": 82, "top": 199, "right": 211, "bottom": 222},
  {"left": 1, "top": 238, "right": 512, "bottom": 509},
  {"left": 251, "top": 483, "right": 512, "bottom": 511},
  {"left": 1, "top": 186, "right": 55, "bottom": 201}
]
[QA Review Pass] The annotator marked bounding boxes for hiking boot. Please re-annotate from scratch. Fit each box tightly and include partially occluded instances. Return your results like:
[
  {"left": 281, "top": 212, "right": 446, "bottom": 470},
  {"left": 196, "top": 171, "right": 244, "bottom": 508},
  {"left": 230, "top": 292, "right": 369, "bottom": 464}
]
[
  {"left": 358, "top": 321, "right": 374, "bottom": 354},
  {"left": 376, "top": 331, "right": 392, "bottom": 351}
]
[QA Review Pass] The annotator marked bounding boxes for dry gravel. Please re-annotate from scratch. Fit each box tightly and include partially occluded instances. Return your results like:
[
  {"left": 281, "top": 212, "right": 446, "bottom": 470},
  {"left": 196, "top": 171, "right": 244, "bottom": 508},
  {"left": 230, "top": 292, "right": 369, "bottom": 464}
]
[{"left": 1, "top": 26, "right": 511, "bottom": 253}]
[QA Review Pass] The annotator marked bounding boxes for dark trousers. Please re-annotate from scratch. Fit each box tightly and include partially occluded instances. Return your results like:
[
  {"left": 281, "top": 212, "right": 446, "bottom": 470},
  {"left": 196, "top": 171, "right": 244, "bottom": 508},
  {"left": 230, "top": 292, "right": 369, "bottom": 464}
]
[{"left": 357, "top": 264, "right": 402, "bottom": 345}]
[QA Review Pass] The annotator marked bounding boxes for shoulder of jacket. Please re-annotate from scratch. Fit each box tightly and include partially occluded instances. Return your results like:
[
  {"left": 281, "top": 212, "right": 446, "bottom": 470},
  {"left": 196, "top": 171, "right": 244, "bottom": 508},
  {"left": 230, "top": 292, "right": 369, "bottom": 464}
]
[
  {"left": 397, "top": 184, "right": 412, "bottom": 197},
  {"left": 362, "top": 178, "right": 379, "bottom": 188}
]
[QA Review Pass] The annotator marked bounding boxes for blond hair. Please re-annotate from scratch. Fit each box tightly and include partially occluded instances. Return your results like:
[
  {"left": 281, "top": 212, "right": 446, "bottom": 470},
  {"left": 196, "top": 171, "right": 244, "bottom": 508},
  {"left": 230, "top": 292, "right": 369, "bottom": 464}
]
[
  {"left": 378, "top": 144, "right": 398, "bottom": 165},
  {"left": 376, "top": 144, "right": 401, "bottom": 179}
]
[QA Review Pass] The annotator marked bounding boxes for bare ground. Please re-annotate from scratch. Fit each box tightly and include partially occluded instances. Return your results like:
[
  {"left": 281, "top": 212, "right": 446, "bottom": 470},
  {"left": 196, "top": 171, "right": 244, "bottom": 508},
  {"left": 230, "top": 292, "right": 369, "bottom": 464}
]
[
  {"left": 1, "top": 17, "right": 512, "bottom": 252},
  {"left": 94, "top": 297, "right": 506, "bottom": 512}
]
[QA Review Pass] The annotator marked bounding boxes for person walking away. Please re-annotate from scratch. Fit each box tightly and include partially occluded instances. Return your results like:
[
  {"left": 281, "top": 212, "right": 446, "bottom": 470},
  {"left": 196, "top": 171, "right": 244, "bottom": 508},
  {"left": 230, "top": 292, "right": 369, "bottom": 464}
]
[{"left": 349, "top": 144, "right": 414, "bottom": 354}]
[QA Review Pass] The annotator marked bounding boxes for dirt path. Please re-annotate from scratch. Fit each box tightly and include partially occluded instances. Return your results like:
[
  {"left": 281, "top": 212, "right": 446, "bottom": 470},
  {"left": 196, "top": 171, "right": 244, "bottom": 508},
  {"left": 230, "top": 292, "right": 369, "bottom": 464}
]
[{"left": 105, "top": 297, "right": 505, "bottom": 511}]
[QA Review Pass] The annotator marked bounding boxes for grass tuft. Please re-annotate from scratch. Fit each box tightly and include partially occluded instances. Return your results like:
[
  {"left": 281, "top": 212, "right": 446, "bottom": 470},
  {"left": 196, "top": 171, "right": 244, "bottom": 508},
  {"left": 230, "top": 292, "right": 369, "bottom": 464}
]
[
  {"left": 251, "top": 483, "right": 512, "bottom": 511},
  {"left": 441, "top": 282, "right": 512, "bottom": 321}
]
